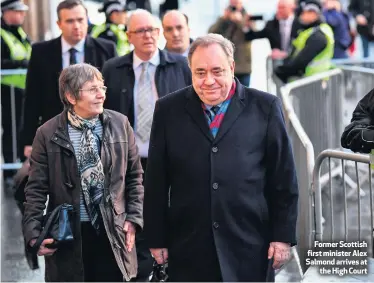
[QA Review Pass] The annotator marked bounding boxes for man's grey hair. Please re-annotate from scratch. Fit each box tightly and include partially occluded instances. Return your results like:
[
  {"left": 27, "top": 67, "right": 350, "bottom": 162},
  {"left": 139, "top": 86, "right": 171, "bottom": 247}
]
[
  {"left": 126, "top": 9, "right": 160, "bottom": 31},
  {"left": 59, "top": 63, "right": 103, "bottom": 110},
  {"left": 187, "top": 33, "right": 235, "bottom": 66}
]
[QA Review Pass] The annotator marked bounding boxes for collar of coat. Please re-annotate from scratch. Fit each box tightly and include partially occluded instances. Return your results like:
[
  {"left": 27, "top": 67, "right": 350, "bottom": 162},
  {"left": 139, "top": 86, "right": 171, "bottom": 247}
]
[
  {"left": 54, "top": 109, "right": 111, "bottom": 141},
  {"left": 113, "top": 48, "right": 178, "bottom": 68}
]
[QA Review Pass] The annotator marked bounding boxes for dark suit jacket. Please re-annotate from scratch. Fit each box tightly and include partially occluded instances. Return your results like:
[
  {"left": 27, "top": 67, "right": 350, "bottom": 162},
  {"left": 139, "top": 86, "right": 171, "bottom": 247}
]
[
  {"left": 245, "top": 16, "right": 302, "bottom": 51},
  {"left": 143, "top": 79, "right": 299, "bottom": 282},
  {"left": 21, "top": 36, "right": 117, "bottom": 147},
  {"left": 102, "top": 49, "right": 192, "bottom": 127}
]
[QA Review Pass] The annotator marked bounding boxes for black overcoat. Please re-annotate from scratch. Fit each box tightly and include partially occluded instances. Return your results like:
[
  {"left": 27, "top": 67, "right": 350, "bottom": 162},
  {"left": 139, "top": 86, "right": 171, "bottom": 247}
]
[{"left": 144, "top": 80, "right": 299, "bottom": 281}]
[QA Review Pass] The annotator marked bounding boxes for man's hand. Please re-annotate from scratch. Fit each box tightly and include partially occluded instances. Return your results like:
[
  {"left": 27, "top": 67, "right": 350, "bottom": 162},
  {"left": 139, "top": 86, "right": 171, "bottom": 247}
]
[
  {"left": 356, "top": 14, "right": 368, "bottom": 26},
  {"left": 24, "top": 146, "right": 32, "bottom": 158},
  {"left": 30, "top": 238, "right": 57, "bottom": 256},
  {"left": 123, "top": 221, "right": 136, "bottom": 252},
  {"left": 229, "top": 11, "right": 243, "bottom": 23},
  {"left": 223, "top": 8, "right": 231, "bottom": 20},
  {"left": 271, "top": 49, "right": 288, "bottom": 60},
  {"left": 268, "top": 242, "right": 291, "bottom": 269},
  {"left": 150, "top": 248, "right": 168, "bottom": 264}
]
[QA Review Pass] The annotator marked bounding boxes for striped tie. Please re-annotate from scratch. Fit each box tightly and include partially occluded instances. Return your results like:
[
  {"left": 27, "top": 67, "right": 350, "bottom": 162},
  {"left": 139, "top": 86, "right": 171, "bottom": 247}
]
[
  {"left": 136, "top": 62, "right": 154, "bottom": 142},
  {"left": 205, "top": 105, "right": 220, "bottom": 123}
]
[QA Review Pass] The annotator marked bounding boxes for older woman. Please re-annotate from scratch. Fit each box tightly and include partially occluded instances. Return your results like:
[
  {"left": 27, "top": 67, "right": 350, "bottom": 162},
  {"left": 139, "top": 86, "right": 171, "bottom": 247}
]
[{"left": 22, "top": 63, "right": 144, "bottom": 282}]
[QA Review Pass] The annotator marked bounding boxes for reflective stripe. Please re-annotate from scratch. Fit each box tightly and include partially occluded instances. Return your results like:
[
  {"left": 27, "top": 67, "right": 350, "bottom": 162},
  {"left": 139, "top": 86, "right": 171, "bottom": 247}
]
[
  {"left": 291, "top": 23, "right": 334, "bottom": 79},
  {"left": 1, "top": 27, "right": 31, "bottom": 89},
  {"left": 91, "top": 23, "right": 131, "bottom": 56}
]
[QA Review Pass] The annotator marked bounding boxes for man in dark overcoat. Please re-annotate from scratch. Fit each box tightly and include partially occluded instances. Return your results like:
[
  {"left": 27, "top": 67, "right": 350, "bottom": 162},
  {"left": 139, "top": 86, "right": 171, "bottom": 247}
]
[{"left": 143, "top": 33, "right": 299, "bottom": 282}]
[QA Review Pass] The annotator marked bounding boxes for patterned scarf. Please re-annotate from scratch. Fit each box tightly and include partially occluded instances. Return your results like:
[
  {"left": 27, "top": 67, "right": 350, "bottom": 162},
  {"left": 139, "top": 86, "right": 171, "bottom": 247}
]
[
  {"left": 202, "top": 81, "right": 236, "bottom": 138},
  {"left": 67, "top": 110, "right": 104, "bottom": 231}
]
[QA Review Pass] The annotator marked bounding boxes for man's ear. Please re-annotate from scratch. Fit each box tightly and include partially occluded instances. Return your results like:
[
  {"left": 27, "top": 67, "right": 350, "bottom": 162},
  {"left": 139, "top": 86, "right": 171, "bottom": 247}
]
[
  {"left": 66, "top": 93, "right": 76, "bottom": 106},
  {"left": 230, "top": 60, "right": 235, "bottom": 76}
]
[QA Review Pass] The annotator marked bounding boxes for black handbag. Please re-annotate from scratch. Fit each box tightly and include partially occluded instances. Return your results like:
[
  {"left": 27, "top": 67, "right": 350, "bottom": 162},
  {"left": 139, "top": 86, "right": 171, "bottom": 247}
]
[
  {"left": 150, "top": 261, "right": 168, "bottom": 282},
  {"left": 32, "top": 203, "right": 74, "bottom": 252}
]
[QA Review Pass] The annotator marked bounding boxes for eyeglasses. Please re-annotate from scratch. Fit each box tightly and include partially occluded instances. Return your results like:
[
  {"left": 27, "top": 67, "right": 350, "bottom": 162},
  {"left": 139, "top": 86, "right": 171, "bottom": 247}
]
[
  {"left": 79, "top": 86, "right": 107, "bottom": 95},
  {"left": 129, "top": 27, "right": 159, "bottom": 37}
]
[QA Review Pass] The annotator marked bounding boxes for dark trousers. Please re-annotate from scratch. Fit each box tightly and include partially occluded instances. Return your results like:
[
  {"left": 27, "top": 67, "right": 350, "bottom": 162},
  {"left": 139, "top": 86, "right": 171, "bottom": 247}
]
[
  {"left": 81, "top": 222, "right": 123, "bottom": 282},
  {"left": 134, "top": 158, "right": 154, "bottom": 281}
]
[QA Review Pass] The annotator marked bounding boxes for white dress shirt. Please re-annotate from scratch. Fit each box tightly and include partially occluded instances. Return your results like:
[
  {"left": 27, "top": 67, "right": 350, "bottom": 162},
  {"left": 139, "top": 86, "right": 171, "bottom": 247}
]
[
  {"left": 133, "top": 49, "right": 160, "bottom": 158},
  {"left": 61, "top": 37, "right": 85, "bottom": 69},
  {"left": 279, "top": 15, "right": 294, "bottom": 52}
]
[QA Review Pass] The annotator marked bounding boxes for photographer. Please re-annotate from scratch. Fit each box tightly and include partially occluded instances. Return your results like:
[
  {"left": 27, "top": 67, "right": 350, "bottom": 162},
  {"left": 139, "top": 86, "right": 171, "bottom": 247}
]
[
  {"left": 208, "top": 0, "right": 252, "bottom": 86},
  {"left": 244, "top": 0, "right": 301, "bottom": 60}
]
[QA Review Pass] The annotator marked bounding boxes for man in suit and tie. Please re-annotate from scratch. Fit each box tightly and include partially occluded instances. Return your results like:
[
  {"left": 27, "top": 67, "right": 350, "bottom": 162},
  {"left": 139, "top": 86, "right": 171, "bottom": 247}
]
[
  {"left": 245, "top": 0, "right": 301, "bottom": 60},
  {"left": 143, "top": 33, "right": 299, "bottom": 282},
  {"left": 102, "top": 9, "right": 191, "bottom": 281},
  {"left": 21, "top": 0, "right": 117, "bottom": 158}
]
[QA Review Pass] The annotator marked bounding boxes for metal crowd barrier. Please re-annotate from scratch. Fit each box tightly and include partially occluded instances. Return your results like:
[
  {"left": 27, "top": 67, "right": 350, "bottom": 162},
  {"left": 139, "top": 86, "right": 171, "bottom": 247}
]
[
  {"left": 0, "top": 69, "right": 27, "bottom": 172},
  {"left": 313, "top": 149, "right": 374, "bottom": 258},
  {"left": 332, "top": 58, "right": 374, "bottom": 69},
  {"left": 280, "top": 86, "right": 315, "bottom": 273},
  {"left": 281, "top": 69, "right": 344, "bottom": 158},
  {"left": 279, "top": 66, "right": 374, "bottom": 272},
  {"left": 265, "top": 56, "right": 284, "bottom": 96}
]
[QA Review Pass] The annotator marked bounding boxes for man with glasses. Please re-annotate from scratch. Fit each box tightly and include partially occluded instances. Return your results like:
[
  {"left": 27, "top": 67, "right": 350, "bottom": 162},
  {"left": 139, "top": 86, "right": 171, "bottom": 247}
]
[
  {"left": 143, "top": 33, "right": 298, "bottom": 281},
  {"left": 102, "top": 8, "right": 191, "bottom": 281},
  {"left": 21, "top": 0, "right": 117, "bottom": 160}
]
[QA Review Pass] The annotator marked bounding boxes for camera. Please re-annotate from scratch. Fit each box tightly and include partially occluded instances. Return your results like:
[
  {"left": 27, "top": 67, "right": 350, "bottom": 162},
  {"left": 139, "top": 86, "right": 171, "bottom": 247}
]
[
  {"left": 248, "top": 15, "right": 264, "bottom": 21},
  {"left": 229, "top": 5, "right": 237, "bottom": 12}
]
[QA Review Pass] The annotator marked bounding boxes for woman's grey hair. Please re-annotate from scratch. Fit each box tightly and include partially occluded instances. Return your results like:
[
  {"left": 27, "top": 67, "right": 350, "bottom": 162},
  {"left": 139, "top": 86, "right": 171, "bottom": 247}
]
[
  {"left": 188, "top": 33, "right": 235, "bottom": 66},
  {"left": 59, "top": 63, "right": 103, "bottom": 110}
]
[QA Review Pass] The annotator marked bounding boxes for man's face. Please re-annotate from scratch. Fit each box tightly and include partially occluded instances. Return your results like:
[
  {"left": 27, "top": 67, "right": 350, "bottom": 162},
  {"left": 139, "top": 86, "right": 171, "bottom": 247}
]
[
  {"left": 300, "top": 10, "right": 318, "bottom": 25},
  {"left": 276, "top": 0, "right": 295, "bottom": 20},
  {"left": 191, "top": 44, "right": 235, "bottom": 106},
  {"left": 4, "top": 10, "right": 26, "bottom": 25},
  {"left": 57, "top": 5, "right": 88, "bottom": 46},
  {"left": 163, "top": 12, "right": 190, "bottom": 54},
  {"left": 68, "top": 77, "right": 106, "bottom": 119},
  {"left": 127, "top": 13, "right": 159, "bottom": 58},
  {"left": 111, "top": 10, "right": 127, "bottom": 25},
  {"left": 229, "top": 0, "right": 243, "bottom": 9}
]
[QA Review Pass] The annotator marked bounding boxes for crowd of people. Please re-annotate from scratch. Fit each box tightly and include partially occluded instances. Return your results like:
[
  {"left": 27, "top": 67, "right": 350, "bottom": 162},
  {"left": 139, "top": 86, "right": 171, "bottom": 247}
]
[{"left": 1, "top": 0, "right": 374, "bottom": 282}]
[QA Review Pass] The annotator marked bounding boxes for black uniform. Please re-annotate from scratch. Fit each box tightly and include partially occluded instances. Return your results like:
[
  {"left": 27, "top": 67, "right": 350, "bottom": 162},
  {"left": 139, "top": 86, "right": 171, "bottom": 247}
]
[
  {"left": 274, "top": 19, "right": 328, "bottom": 82},
  {"left": 1, "top": 18, "right": 30, "bottom": 169}
]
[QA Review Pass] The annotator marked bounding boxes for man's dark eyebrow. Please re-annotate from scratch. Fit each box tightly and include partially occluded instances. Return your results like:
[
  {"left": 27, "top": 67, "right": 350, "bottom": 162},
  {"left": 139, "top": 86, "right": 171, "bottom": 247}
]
[{"left": 65, "top": 17, "right": 85, "bottom": 22}]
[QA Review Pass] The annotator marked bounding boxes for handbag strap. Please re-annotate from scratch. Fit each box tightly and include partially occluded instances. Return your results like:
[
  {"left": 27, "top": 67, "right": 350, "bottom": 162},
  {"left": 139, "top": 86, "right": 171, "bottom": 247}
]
[{"left": 32, "top": 204, "right": 62, "bottom": 253}]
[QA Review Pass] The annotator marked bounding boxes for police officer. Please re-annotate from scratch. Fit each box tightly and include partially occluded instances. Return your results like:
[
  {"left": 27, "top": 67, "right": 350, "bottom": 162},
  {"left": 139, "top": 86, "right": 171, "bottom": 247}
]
[
  {"left": 91, "top": 0, "right": 131, "bottom": 56},
  {"left": 1, "top": 0, "right": 31, "bottom": 179},
  {"left": 274, "top": 0, "right": 334, "bottom": 82}
]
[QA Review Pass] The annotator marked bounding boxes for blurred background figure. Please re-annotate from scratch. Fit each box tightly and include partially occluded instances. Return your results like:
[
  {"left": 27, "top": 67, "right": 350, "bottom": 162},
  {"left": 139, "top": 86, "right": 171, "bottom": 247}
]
[
  {"left": 91, "top": 0, "right": 131, "bottom": 56},
  {"left": 126, "top": 0, "right": 152, "bottom": 13},
  {"left": 162, "top": 10, "right": 191, "bottom": 56},
  {"left": 322, "top": 0, "right": 353, "bottom": 58},
  {"left": 274, "top": 0, "right": 334, "bottom": 82},
  {"left": 208, "top": 0, "right": 252, "bottom": 86},
  {"left": 244, "top": 0, "right": 301, "bottom": 60},
  {"left": 348, "top": 0, "right": 374, "bottom": 58},
  {"left": 159, "top": 0, "right": 179, "bottom": 18},
  {"left": 1, "top": 0, "right": 31, "bottom": 183}
]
